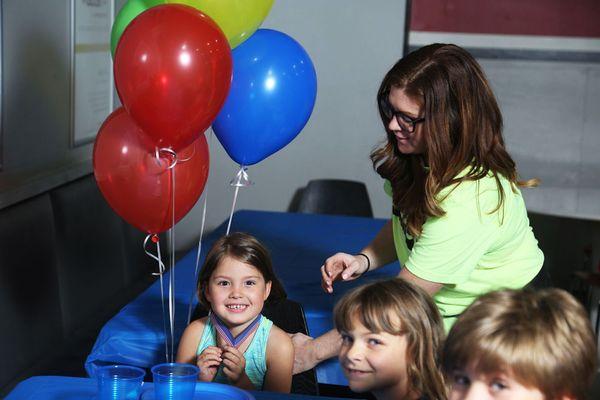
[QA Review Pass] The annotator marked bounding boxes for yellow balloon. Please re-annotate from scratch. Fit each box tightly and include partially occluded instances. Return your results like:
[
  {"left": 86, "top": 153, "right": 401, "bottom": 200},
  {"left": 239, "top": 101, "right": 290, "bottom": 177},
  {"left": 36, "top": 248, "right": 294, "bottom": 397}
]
[{"left": 167, "top": 0, "right": 275, "bottom": 48}]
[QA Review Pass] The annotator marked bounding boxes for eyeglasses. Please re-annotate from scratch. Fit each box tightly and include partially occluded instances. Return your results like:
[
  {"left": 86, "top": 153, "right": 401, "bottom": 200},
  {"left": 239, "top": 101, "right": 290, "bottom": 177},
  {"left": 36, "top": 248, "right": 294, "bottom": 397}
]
[{"left": 379, "top": 98, "right": 425, "bottom": 133}]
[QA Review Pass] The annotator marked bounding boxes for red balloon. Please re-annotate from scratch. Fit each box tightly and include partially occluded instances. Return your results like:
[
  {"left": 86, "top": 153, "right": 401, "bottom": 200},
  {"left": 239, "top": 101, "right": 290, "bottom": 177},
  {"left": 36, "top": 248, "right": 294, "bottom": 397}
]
[
  {"left": 114, "top": 4, "right": 232, "bottom": 152},
  {"left": 93, "top": 108, "right": 210, "bottom": 234}
]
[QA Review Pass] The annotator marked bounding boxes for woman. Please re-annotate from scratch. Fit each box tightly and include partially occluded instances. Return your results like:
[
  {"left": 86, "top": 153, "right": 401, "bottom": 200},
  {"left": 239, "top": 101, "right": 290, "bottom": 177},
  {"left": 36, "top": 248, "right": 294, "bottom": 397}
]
[{"left": 291, "top": 43, "right": 544, "bottom": 374}]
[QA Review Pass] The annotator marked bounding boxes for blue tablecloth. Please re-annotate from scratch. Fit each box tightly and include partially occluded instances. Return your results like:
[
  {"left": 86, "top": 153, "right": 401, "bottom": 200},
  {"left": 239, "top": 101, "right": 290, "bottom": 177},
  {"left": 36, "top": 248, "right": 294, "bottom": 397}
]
[
  {"left": 85, "top": 210, "right": 400, "bottom": 386},
  {"left": 5, "top": 376, "right": 351, "bottom": 400}
]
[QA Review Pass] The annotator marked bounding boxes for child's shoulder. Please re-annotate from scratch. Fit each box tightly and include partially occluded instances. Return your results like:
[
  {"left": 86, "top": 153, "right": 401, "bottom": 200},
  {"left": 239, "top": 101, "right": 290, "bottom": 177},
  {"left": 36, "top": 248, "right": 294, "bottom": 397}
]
[
  {"left": 266, "top": 324, "right": 293, "bottom": 357},
  {"left": 184, "top": 316, "right": 209, "bottom": 336},
  {"left": 267, "top": 324, "right": 290, "bottom": 340},
  {"left": 176, "top": 316, "right": 210, "bottom": 362}
]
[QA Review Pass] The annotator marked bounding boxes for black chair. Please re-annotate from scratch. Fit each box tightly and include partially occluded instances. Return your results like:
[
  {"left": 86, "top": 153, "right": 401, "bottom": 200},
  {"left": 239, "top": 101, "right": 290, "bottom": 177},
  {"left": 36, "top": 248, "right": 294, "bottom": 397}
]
[
  {"left": 292, "top": 179, "right": 373, "bottom": 218},
  {"left": 191, "top": 299, "right": 319, "bottom": 395}
]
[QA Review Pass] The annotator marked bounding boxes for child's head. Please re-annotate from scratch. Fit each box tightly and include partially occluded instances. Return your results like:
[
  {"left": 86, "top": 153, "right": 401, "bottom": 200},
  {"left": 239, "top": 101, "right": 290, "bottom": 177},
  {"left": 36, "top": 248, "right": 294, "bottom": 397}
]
[
  {"left": 334, "top": 278, "right": 446, "bottom": 400},
  {"left": 443, "top": 288, "right": 597, "bottom": 400},
  {"left": 197, "top": 232, "right": 286, "bottom": 324}
]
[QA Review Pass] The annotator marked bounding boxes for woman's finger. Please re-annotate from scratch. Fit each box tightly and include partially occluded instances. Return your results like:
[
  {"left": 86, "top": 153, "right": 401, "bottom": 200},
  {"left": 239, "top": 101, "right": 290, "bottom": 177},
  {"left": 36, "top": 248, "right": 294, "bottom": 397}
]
[
  {"left": 341, "top": 260, "right": 362, "bottom": 280},
  {"left": 323, "top": 255, "right": 339, "bottom": 275},
  {"left": 320, "top": 265, "right": 333, "bottom": 293},
  {"left": 324, "top": 259, "right": 345, "bottom": 281},
  {"left": 320, "top": 265, "right": 329, "bottom": 282}
]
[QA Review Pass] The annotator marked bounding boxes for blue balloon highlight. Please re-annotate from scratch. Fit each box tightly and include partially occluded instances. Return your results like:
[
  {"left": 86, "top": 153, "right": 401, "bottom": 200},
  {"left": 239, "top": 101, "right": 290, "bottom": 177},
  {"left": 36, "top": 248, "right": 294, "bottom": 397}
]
[{"left": 213, "top": 29, "right": 317, "bottom": 166}]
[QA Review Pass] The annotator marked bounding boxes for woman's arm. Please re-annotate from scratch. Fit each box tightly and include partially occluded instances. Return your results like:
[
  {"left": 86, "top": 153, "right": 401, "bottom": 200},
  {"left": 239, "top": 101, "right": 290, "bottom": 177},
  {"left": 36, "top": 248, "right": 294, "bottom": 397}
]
[
  {"left": 295, "top": 221, "right": 397, "bottom": 374},
  {"left": 291, "top": 269, "right": 442, "bottom": 375},
  {"left": 322, "top": 220, "right": 397, "bottom": 292},
  {"left": 290, "top": 328, "right": 342, "bottom": 374},
  {"left": 358, "top": 219, "right": 398, "bottom": 272},
  {"left": 264, "top": 326, "right": 294, "bottom": 392},
  {"left": 300, "top": 221, "right": 443, "bottom": 374},
  {"left": 399, "top": 267, "right": 443, "bottom": 295}
]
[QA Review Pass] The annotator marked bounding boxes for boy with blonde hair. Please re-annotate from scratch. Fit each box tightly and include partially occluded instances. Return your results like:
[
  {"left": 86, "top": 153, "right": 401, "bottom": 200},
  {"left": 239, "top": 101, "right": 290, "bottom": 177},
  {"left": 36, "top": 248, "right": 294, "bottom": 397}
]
[{"left": 443, "top": 288, "right": 597, "bottom": 400}]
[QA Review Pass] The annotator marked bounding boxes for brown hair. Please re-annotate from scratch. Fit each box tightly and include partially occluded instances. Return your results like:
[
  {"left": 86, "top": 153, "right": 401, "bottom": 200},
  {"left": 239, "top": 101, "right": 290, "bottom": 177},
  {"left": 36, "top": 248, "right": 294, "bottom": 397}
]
[
  {"left": 443, "top": 288, "right": 597, "bottom": 400},
  {"left": 196, "top": 232, "right": 286, "bottom": 309},
  {"left": 334, "top": 279, "right": 447, "bottom": 400},
  {"left": 372, "top": 43, "right": 536, "bottom": 237}
]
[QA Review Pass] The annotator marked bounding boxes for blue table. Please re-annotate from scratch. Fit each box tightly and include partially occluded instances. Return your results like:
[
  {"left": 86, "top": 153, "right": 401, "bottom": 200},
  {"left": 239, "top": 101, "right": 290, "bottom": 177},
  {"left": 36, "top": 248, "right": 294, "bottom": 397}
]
[
  {"left": 85, "top": 210, "right": 400, "bottom": 386},
  {"left": 5, "top": 376, "right": 350, "bottom": 399}
]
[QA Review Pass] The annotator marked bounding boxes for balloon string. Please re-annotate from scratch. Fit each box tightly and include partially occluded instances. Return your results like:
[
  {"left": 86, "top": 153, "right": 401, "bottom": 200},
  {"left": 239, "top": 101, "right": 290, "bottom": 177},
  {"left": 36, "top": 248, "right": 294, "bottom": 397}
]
[
  {"left": 152, "top": 147, "right": 178, "bottom": 362},
  {"left": 177, "top": 143, "right": 196, "bottom": 163},
  {"left": 158, "top": 236, "right": 175, "bottom": 363},
  {"left": 226, "top": 165, "right": 251, "bottom": 235},
  {"left": 187, "top": 192, "right": 208, "bottom": 324},
  {"left": 168, "top": 160, "right": 176, "bottom": 362},
  {"left": 156, "top": 147, "right": 178, "bottom": 169},
  {"left": 186, "top": 131, "right": 213, "bottom": 325},
  {"left": 226, "top": 185, "right": 240, "bottom": 236},
  {"left": 144, "top": 234, "right": 169, "bottom": 362}
]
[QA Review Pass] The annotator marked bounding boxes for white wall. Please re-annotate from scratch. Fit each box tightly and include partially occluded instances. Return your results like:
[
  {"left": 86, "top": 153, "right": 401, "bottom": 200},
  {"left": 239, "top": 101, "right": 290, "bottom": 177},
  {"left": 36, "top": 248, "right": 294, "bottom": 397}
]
[
  {"left": 174, "top": 0, "right": 407, "bottom": 251},
  {"left": 482, "top": 59, "right": 600, "bottom": 221},
  {"left": 174, "top": 1, "right": 600, "bottom": 253}
]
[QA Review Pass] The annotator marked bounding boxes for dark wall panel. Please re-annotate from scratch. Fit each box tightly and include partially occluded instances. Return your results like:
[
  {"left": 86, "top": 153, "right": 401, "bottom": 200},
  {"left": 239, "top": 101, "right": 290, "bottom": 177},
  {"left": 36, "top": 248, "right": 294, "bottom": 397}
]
[{"left": 0, "top": 194, "right": 62, "bottom": 388}]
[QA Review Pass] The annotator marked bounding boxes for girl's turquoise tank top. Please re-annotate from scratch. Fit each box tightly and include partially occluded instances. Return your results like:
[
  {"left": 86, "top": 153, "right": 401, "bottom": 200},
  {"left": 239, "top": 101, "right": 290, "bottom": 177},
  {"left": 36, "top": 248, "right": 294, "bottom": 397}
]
[{"left": 196, "top": 315, "right": 273, "bottom": 389}]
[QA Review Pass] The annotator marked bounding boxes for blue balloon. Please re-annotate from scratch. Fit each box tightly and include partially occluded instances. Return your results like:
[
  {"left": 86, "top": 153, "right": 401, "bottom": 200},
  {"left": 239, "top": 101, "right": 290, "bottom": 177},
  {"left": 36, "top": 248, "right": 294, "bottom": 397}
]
[{"left": 212, "top": 29, "right": 317, "bottom": 166}]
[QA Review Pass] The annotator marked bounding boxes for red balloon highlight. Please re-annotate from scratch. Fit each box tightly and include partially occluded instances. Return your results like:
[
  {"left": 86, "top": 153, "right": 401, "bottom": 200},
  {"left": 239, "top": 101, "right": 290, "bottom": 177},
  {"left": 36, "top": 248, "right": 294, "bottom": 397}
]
[{"left": 114, "top": 4, "right": 232, "bottom": 152}]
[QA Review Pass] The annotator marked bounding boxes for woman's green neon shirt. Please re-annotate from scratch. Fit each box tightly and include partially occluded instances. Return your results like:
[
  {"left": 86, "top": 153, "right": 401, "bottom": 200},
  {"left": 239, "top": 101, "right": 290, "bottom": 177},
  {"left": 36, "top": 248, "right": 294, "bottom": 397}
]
[{"left": 385, "top": 169, "right": 543, "bottom": 331}]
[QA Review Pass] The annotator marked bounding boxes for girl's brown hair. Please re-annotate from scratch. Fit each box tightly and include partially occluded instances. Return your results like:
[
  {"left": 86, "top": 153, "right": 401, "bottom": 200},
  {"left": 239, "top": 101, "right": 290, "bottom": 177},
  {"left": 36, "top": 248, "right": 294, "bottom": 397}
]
[
  {"left": 443, "top": 288, "right": 597, "bottom": 400},
  {"left": 372, "top": 43, "right": 536, "bottom": 237},
  {"left": 334, "top": 279, "right": 447, "bottom": 400},
  {"left": 196, "top": 232, "right": 286, "bottom": 309}
]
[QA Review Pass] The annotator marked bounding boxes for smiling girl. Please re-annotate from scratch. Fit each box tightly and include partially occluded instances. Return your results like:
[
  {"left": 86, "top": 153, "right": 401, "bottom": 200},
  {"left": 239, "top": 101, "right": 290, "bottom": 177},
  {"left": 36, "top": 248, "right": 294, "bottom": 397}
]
[
  {"left": 176, "top": 232, "right": 293, "bottom": 392},
  {"left": 334, "top": 279, "right": 447, "bottom": 400}
]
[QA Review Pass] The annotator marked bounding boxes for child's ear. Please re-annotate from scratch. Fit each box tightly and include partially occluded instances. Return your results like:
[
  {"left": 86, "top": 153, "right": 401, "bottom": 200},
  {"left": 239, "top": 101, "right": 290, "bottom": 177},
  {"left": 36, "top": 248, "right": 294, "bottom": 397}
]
[{"left": 263, "top": 280, "right": 272, "bottom": 301}]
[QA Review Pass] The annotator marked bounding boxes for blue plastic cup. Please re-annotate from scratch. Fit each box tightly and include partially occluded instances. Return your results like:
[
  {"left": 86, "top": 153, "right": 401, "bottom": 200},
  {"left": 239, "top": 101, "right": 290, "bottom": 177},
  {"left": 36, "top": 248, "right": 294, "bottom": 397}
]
[
  {"left": 151, "top": 363, "right": 199, "bottom": 400},
  {"left": 96, "top": 365, "right": 145, "bottom": 400}
]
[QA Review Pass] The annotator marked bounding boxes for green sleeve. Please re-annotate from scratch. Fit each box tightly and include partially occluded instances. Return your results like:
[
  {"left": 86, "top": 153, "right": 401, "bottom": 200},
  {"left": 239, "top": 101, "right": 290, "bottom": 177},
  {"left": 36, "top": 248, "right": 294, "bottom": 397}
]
[
  {"left": 404, "top": 181, "right": 501, "bottom": 284},
  {"left": 383, "top": 180, "right": 392, "bottom": 197}
]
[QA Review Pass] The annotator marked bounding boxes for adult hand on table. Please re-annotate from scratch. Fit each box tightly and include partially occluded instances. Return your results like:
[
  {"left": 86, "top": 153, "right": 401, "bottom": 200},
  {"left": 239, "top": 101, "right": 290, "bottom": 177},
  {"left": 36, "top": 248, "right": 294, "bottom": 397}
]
[
  {"left": 321, "top": 252, "right": 369, "bottom": 293},
  {"left": 289, "top": 332, "right": 318, "bottom": 374},
  {"left": 289, "top": 330, "right": 342, "bottom": 374}
]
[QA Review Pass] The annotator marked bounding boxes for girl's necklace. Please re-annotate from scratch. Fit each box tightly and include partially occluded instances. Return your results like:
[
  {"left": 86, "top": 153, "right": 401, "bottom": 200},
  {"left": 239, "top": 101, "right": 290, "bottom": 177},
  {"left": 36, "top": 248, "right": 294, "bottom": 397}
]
[{"left": 210, "top": 311, "right": 262, "bottom": 349}]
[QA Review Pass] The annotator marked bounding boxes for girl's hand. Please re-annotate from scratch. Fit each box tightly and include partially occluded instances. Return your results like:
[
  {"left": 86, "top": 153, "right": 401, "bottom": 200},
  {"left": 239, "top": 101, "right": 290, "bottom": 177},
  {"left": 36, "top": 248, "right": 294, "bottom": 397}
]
[
  {"left": 196, "top": 346, "right": 222, "bottom": 382},
  {"left": 221, "top": 345, "right": 250, "bottom": 387},
  {"left": 321, "top": 252, "right": 369, "bottom": 293}
]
